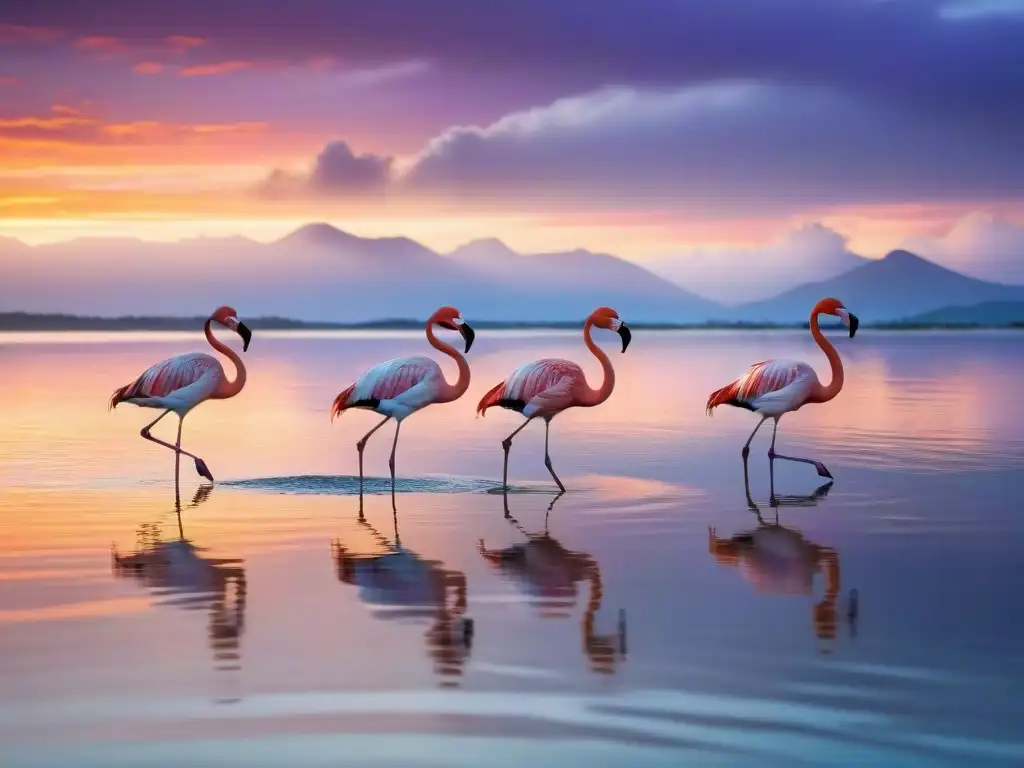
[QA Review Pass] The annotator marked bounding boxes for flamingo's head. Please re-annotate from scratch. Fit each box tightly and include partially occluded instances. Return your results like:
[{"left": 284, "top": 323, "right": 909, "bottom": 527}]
[
  {"left": 431, "top": 306, "right": 475, "bottom": 354},
  {"left": 211, "top": 305, "right": 252, "bottom": 351},
  {"left": 815, "top": 298, "right": 858, "bottom": 339},
  {"left": 589, "top": 306, "right": 631, "bottom": 353}
]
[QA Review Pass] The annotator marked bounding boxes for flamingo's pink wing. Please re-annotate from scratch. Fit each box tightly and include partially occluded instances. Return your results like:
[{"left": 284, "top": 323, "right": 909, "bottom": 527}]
[
  {"left": 733, "top": 359, "right": 814, "bottom": 405},
  {"left": 505, "top": 358, "right": 583, "bottom": 414},
  {"left": 361, "top": 357, "right": 438, "bottom": 402},
  {"left": 117, "top": 353, "right": 220, "bottom": 401}
]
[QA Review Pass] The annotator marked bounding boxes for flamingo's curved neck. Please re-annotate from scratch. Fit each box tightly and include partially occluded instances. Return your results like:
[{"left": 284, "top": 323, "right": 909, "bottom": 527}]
[
  {"left": 807, "top": 312, "right": 844, "bottom": 404},
  {"left": 426, "top": 322, "right": 470, "bottom": 403},
  {"left": 206, "top": 319, "right": 247, "bottom": 399},
  {"left": 579, "top": 318, "right": 615, "bottom": 407}
]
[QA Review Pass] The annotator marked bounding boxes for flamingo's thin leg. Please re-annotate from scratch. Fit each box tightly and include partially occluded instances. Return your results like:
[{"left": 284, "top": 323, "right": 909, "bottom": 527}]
[
  {"left": 388, "top": 421, "right": 402, "bottom": 511},
  {"left": 741, "top": 416, "right": 768, "bottom": 459},
  {"left": 140, "top": 410, "right": 212, "bottom": 481},
  {"left": 501, "top": 418, "right": 535, "bottom": 493},
  {"left": 543, "top": 419, "right": 566, "bottom": 492},
  {"left": 355, "top": 415, "right": 391, "bottom": 502},
  {"left": 175, "top": 417, "right": 182, "bottom": 488},
  {"left": 768, "top": 418, "right": 833, "bottom": 479}
]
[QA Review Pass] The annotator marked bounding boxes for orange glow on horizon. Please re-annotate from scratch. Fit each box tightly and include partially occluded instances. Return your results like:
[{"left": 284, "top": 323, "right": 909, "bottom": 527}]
[{"left": 1, "top": 104, "right": 1021, "bottom": 258}]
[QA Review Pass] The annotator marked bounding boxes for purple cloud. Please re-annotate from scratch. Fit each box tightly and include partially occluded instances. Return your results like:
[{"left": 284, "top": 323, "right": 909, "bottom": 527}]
[
  {"left": 4, "top": 1, "right": 1023, "bottom": 133},
  {"left": 258, "top": 141, "right": 393, "bottom": 198},
  {"left": 309, "top": 141, "right": 392, "bottom": 192},
  {"left": 385, "top": 82, "right": 1023, "bottom": 215}
]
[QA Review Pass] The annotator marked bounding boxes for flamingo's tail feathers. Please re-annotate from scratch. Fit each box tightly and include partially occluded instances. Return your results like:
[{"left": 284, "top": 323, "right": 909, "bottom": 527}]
[
  {"left": 476, "top": 380, "right": 506, "bottom": 417},
  {"left": 706, "top": 380, "right": 742, "bottom": 416},
  {"left": 331, "top": 384, "right": 356, "bottom": 422},
  {"left": 108, "top": 384, "right": 132, "bottom": 411}
]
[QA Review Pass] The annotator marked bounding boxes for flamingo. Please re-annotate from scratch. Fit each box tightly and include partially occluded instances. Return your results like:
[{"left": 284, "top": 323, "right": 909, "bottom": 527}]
[
  {"left": 477, "top": 306, "right": 631, "bottom": 493},
  {"left": 109, "top": 305, "right": 251, "bottom": 484},
  {"left": 330, "top": 305, "right": 475, "bottom": 507},
  {"left": 705, "top": 297, "right": 858, "bottom": 479}
]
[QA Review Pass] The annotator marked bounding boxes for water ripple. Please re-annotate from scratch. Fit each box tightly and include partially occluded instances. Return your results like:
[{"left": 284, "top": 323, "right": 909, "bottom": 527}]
[
  {"left": 222, "top": 475, "right": 510, "bottom": 496},
  {"left": 4, "top": 688, "right": 1021, "bottom": 766}
]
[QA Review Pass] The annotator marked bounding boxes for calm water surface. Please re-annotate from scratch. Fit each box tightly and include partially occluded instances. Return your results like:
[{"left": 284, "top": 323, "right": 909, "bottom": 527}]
[{"left": 1, "top": 329, "right": 1023, "bottom": 766}]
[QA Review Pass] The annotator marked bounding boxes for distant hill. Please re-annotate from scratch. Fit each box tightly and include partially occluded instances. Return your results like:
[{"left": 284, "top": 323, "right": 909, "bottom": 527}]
[
  {"left": 736, "top": 250, "right": 1024, "bottom": 323},
  {"left": 898, "top": 301, "right": 1024, "bottom": 327},
  {"left": 447, "top": 238, "right": 721, "bottom": 322},
  {"left": 4, "top": 229, "right": 1024, "bottom": 326},
  {"left": 0, "top": 224, "right": 722, "bottom": 324}
]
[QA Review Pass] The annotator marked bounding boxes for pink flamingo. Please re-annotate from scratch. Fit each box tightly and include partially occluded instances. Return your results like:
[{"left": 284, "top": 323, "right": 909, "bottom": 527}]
[
  {"left": 330, "top": 306, "right": 475, "bottom": 506},
  {"left": 477, "top": 306, "right": 631, "bottom": 492},
  {"left": 109, "top": 305, "right": 251, "bottom": 484},
  {"left": 706, "top": 297, "right": 858, "bottom": 479}
]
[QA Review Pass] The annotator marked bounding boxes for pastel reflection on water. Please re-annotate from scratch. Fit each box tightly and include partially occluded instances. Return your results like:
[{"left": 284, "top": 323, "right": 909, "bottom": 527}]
[
  {"left": 331, "top": 509, "right": 474, "bottom": 686},
  {"left": 479, "top": 491, "right": 627, "bottom": 676},
  {"left": 111, "top": 481, "right": 246, "bottom": 703}
]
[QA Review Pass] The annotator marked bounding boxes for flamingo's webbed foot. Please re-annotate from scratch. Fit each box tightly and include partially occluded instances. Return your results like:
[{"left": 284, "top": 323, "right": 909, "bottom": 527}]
[
  {"left": 815, "top": 463, "right": 834, "bottom": 480},
  {"left": 194, "top": 458, "right": 214, "bottom": 483}
]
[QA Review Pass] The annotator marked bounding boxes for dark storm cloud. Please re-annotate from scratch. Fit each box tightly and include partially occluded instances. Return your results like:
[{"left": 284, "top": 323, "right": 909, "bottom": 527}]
[{"left": 4, "top": 0, "right": 1024, "bottom": 132}]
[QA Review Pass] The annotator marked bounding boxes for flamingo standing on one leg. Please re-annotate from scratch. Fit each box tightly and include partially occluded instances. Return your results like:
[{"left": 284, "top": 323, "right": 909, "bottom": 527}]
[
  {"left": 330, "top": 305, "right": 475, "bottom": 509},
  {"left": 705, "top": 297, "right": 858, "bottom": 479},
  {"left": 109, "top": 305, "right": 251, "bottom": 485},
  {"left": 477, "top": 306, "right": 631, "bottom": 494}
]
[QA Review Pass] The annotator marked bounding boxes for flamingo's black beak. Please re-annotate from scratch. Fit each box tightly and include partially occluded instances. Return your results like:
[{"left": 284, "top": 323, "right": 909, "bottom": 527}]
[
  {"left": 848, "top": 314, "right": 859, "bottom": 339},
  {"left": 236, "top": 321, "right": 252, "bottom": 351},
  {"left": 617, "top": 323, "right": 631, "bottom": 353},
  {"left": 459, "top": 322, "right": 475, "bottom": 354}
]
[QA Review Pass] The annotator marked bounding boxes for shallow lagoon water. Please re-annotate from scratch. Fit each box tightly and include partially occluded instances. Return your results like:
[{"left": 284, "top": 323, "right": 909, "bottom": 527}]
[{"left": 1, "top": 329, "right": 1023, "bottom": 766}]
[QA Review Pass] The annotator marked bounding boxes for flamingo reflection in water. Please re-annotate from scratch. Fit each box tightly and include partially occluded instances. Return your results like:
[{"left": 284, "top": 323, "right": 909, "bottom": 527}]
[
  {"left": 111, "top": 481, "right": 247, "bottom": 701},
  {"left": 707, "top": 459, "right": 847, "bottom": 643},
  {"left": 478, "top": 492, "right": 627, "bottom": 675},
  {"left": 331, "top": 513, "right": 474, "bottom": 686}
]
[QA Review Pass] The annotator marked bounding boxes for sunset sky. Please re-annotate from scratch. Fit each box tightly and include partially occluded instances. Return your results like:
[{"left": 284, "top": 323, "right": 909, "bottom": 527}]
[{"left": 1, "top": 1, "right": 1023, "bottom": 278}]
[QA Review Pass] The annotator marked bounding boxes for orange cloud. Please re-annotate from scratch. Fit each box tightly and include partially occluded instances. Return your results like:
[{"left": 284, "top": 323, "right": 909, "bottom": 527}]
[
  {"left": 73, "top": 35, "right": 131, "bottom": 56},
  {"left": 165, "top": 35, "right": 205, "bottom": 53},
  {"left": 179, "top": 60, "right": 254, "bottom": 77},
  {"left": 50, "top": 104, "right": 85, "bottom": 117},
  {"left": 0, "top": 114, "right": 94, "bottom": 131},
  {"left": 0, "top": 102, "right": 276, "bottom": 173},
  {"left": 133, "top": 61, "right": 165, "bottom": 75},
  {"left": 101, "top": 120, "right": 269, "bottom": 142},
  {"left": 0, "top": 24, "right": 64, "bottom": 43}
]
